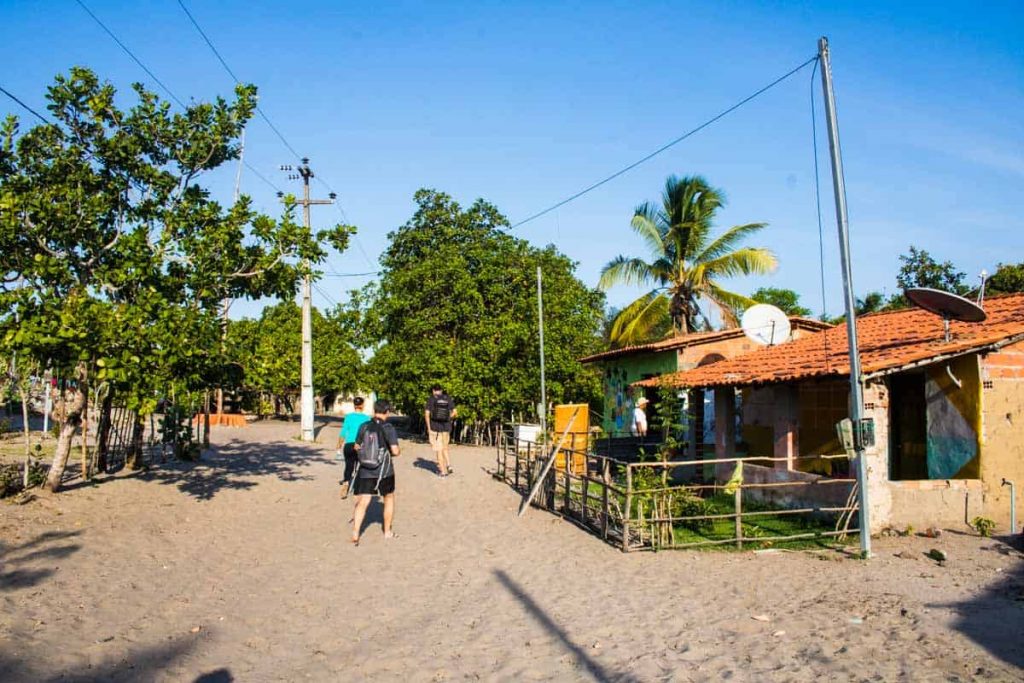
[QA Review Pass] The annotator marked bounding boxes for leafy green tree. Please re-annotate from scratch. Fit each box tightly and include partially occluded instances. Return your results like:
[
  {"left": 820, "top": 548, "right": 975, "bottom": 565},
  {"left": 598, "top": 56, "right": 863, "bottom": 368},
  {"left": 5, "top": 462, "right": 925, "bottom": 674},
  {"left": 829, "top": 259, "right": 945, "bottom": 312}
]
[
  {"left": 599, "top": 175, "right": 777, "bottom": 345},
  {"left": 895, "top": 246, "right": 968, "bottom": 295},
  {"left": 750, "top": 287, "right": 811, "bottom": 317},
  {"left": 0, "top": 68, "right": 352, "bottom": 491},
  {"left": 226, "top": 301, "right": 362, "bottom": 412},
  {"left": 987, "top": 262, "right": 1024, "bottom": 295},
  {"left": 362, "top": 189, "right": 604, "bottom": 434}
]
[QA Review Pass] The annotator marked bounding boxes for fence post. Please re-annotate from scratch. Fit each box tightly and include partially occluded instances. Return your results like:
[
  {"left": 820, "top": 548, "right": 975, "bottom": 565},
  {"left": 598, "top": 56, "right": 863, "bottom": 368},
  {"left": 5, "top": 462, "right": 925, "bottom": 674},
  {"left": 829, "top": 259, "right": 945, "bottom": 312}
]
[
  {"left": 563, "top": 453, "right": 571, "bottom": 513},
  {"left": 734, "top": 486, "right": 743, "bottom": 550},
  {"left": 583, "top": 461, "right": 590, "bottom": 526},
  {"left": 602, "top": 459, "right": 610, "bottom": 539},
  {"left": 622, "top": 465, "right": 633, "bottom": 552}
]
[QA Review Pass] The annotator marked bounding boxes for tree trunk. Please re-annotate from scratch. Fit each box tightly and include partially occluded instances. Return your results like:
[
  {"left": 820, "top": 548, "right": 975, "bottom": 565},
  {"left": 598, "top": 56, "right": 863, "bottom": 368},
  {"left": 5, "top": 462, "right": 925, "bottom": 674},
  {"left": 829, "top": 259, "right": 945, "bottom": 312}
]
[
  {"left": 45, "top": 363, "right": 88, "bottom": 493},
  {"left": 127, "top": 411, "right": 145, "bottom": 470},
  {"left": 96, "top": 388, "right": 114, "bottom": 473}
]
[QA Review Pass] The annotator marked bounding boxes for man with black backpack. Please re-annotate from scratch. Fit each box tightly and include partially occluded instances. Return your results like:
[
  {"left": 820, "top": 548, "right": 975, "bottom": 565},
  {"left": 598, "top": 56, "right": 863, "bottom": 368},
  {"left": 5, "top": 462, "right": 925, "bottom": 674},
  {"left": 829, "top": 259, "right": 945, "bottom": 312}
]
[
  {"left": 425, "top": 384, "right": 457, "bottom": 477},
  {"left": 350, "top": 400, "right": 401, "bottom": 545}
]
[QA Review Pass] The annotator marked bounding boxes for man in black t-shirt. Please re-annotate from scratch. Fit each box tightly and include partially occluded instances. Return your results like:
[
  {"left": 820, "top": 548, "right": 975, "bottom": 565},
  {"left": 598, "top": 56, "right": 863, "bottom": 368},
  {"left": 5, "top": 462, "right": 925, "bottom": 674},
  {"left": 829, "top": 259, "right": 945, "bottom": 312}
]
[
  {"left": 351, "top": 400, "right": 401, "bottom": 545},
  {"left": 425, "top": 384, "right": 457, "bottom": 477}
]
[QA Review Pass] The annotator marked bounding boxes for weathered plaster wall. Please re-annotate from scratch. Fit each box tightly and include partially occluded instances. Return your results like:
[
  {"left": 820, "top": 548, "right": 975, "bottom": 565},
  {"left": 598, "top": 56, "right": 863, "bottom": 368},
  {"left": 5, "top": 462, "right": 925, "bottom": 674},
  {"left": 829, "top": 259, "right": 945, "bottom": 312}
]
[
  {"left": 599, "top": 352, "right": 677, "bottom": 433},
  {"left": 886, "top": 479, "right": 984, "bottom": 529},
  {"left": 981, "top": 340, "right": 1024, "bottom": 533}
]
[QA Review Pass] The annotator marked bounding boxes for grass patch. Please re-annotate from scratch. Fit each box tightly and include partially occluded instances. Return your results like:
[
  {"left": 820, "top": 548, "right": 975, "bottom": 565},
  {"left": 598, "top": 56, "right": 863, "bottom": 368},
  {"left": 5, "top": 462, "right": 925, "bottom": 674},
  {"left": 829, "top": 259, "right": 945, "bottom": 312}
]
[{"left": 665, "top": 493, "right": 851, "bottom": 550}]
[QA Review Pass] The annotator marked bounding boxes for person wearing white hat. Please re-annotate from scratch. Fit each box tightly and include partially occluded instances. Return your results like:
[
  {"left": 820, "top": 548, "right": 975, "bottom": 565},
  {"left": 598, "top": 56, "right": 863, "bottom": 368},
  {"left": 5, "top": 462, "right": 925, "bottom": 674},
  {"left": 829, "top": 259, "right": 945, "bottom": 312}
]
[{"left": 631, "top": 396, "right": 649, "bottom": 437}]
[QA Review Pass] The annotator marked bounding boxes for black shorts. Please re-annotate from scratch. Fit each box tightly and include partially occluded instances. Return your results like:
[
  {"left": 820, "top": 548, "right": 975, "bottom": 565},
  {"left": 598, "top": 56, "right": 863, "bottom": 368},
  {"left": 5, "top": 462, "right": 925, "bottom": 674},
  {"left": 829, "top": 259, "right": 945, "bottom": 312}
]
[{"left": 353, "top": 474, "right": 395, "bottom": 496}]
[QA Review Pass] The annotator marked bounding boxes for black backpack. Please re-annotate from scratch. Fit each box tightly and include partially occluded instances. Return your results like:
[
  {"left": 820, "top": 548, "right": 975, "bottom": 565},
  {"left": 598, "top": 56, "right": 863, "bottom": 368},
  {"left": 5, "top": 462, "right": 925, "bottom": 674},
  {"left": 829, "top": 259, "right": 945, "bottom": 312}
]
[
  {"left": 430, "top": 395, "right": 453, "bottom": 422},
  {"left": 358, "top": 420, "right": 389, "bottom": 470}
]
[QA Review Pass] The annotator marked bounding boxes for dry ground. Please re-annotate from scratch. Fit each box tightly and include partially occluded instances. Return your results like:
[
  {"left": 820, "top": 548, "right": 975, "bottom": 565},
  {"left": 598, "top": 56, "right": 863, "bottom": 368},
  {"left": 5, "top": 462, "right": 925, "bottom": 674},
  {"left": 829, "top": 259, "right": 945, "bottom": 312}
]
[{"left": 1, "top": 418, "right": 1022, "bottom": 682}]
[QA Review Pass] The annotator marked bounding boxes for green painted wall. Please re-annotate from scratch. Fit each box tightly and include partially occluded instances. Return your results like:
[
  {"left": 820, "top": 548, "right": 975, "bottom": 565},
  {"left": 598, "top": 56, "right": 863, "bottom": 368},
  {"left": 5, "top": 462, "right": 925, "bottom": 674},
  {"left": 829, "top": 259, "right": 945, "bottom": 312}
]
[{"left": 597, "top": 351, "right": 678, "bottom": 433}]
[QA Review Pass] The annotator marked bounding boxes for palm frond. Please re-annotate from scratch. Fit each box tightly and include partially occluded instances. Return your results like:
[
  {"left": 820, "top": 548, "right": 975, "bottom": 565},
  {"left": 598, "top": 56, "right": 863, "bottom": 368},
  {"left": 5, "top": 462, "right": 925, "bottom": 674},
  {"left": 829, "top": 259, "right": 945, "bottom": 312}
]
[
  {"left": 630, "top": 204, "right": 667, "bottom": 258},
  {"left": 701, "top": 247, "right": 778, "bottom": 279},
  {"left": 608, "top": 291, "right": 671, "bottom": 346},
  {"left": 597, "top": 255, "right": 657, "bottom": 290},
  {"left": 694, "top": 222, "right": 769, "bottom": 263},
  {"left": 704, "top": 284, "right": 758, "bottom": 328}
]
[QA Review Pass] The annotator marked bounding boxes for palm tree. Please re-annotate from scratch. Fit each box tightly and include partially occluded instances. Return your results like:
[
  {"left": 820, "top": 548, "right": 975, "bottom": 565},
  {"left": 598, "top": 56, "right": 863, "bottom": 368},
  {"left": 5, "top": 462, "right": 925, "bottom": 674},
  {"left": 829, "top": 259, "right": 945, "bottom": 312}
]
[{"left": 599, "top": 175, "right": 777, "bottom": 345}]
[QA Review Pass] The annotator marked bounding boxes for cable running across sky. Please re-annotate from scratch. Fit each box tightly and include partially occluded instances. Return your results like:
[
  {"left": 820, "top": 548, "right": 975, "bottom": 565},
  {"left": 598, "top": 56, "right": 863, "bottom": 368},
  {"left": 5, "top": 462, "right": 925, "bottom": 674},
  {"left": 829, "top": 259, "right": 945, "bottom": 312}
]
[
  {"left": 174, "top": 0, "right": 378, "bottom": 272},
  {"left": 512, "top": 54, "right": 819, "bottom": 229}
]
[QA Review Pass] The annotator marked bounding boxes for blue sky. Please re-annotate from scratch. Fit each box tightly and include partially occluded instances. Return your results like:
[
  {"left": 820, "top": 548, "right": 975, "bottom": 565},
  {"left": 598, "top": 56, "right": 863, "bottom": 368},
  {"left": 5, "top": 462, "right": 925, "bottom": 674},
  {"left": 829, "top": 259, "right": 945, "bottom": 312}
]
[{"left": 2, "top": 1, "right": 1022, "bottom": 321}]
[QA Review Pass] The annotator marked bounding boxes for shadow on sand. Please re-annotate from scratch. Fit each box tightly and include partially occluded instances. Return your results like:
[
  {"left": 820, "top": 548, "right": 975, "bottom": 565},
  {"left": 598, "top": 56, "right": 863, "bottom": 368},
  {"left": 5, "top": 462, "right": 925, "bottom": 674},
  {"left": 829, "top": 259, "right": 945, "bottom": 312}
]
[
  {"left": 0, "top": 530, "right": 82, "bottom": 592},
  {"left": 930, "top": 538, "right": 1024, "bottom": 670},
  {"left": 134, "top": 436, "right": 325, "bottom": 501},
  {"left": 0, "top": 629, "right": 205, "bottom": 682},
  {"left": 493, "top": 569, "right": 636, "bottom": 683}
]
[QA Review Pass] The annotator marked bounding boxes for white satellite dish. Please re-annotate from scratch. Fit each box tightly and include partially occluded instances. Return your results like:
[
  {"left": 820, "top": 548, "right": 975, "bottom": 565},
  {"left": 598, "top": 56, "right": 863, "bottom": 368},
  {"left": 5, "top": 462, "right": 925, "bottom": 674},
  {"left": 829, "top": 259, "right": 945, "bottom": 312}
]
[{"left": 741, "top": 304, "right": 792, "bottom": 346}]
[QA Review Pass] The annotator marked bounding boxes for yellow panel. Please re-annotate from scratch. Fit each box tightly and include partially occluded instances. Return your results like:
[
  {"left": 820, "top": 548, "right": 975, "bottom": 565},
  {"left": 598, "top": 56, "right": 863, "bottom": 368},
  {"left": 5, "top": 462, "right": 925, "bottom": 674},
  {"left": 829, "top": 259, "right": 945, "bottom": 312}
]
[{"left": 553, "top": 404, "right": 589, "bottom": 473}]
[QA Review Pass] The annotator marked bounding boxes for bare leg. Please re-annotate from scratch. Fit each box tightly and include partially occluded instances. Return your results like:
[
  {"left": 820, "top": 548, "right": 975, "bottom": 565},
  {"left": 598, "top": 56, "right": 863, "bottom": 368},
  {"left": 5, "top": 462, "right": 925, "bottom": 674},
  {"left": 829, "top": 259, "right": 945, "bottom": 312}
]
[
  {"left": 441, "top": 437, "right": 452, "bottom": 473},
  {"left": 382, "top": 493, "right": 396, "bottom": 537},
  {"left": 351, "top": 494, "right": 371, "bottom": 542}
]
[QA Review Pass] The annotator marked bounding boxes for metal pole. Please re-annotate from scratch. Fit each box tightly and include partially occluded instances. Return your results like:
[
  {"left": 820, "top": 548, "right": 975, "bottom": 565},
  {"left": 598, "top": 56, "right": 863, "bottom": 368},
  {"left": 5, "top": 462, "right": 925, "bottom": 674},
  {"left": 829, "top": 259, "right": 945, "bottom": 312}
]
[
  {"left": 300, "top": 163, "right": 315, "bottom": 442},
  {"left": 819, "top": 36, "right": 871, "bottom": 558},
  {"left": 536, "top": 266, "right": 547, "bottom": 451}
]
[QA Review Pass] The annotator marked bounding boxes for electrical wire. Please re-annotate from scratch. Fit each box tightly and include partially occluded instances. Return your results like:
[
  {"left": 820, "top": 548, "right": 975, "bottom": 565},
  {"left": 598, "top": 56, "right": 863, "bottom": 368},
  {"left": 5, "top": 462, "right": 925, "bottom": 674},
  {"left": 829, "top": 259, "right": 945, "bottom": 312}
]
[
  {"left": 511, "top": 54, "right": 819, "bottom": 229},
  {"left": 809, "top": 56, "right": 832, "bottom": 370},
  {"left": 321, "top": 270, "right": 381, "bottom": 278},
  {"left": 73, "top": 0, "right": 285, "bottom": 199},
  {"left": 174, "top": 0, "right": 378, "bottom": 272},
  {"left": 74, "top": 0, "right": 187, "bottom": 109},
  {"left": 311, "top": 280, "right": 340, "bottom": 309},
  {"left": 175, "top": 0, "right": 302, "bottom": 162},
  {"left": 243, "top": 160, "right": 284, "bottom": 194},
  {"left": 0, "top": 85, "right": 50, "bottom": 124}
]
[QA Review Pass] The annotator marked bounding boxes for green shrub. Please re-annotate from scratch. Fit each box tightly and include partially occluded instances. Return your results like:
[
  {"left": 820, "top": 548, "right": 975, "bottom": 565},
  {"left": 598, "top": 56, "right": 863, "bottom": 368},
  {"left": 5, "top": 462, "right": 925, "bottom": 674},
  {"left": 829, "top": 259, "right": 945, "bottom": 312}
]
[{"left": 971, "top": 516, "right": 996, "bottom": 537}]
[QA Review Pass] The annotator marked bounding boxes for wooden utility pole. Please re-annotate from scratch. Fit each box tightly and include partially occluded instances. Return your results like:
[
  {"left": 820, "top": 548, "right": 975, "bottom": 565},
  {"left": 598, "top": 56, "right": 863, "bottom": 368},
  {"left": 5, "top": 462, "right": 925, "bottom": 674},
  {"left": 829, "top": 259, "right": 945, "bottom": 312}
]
[{"left": 280, "top": 158, "right": 335, "bottom": 442}]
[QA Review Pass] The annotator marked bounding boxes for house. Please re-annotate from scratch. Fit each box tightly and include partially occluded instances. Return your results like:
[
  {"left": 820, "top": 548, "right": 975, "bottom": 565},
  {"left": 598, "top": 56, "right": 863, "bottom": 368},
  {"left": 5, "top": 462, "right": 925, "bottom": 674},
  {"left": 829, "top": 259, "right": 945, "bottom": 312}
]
[
  {"left": 579, "top": 318, "right": 830, "bottom": 435},
  {"left": 635, "top": 293, "right": 1024, "bottom": 534}
]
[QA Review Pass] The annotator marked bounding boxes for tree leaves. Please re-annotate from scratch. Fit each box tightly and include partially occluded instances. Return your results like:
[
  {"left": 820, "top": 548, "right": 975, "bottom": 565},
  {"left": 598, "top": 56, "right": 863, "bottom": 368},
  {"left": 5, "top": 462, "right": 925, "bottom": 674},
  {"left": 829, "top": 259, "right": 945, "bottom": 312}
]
[{"left": 361, "top": 189, "right": 605, "bottom": 424}]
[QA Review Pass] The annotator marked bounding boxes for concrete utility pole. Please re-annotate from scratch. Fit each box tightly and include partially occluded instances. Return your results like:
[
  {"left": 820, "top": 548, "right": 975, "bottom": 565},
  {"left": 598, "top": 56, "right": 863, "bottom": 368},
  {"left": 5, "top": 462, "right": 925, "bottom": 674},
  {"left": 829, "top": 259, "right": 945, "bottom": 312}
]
[
  {"left": 819, "top": 36, "right": 871, "bottom": 558},
  {"left": 280, "top": 158, "right": 335, "bottom": 442}
]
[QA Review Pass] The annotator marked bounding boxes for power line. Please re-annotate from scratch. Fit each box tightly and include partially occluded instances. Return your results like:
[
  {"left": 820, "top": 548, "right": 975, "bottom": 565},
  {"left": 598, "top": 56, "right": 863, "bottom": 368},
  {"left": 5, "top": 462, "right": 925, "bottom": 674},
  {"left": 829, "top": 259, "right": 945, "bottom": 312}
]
[
  {"left": 311, "top": 280, "right": 340, "bottom": 309},
  {"left": 73, "top": 0, "right": 285, "bottom": 199},
  {"left": 175, "top": 0, "right": 301, "bottom": 161},
  {"left": 174, "top": 0, "right": 377, "bottom": 271},
  {"left": 314, "top": 176, "right": 378, "bottom": 271},
  {"left": 511, "top": 54, "right": 820, "bottom": 229},
  {"left": 243, "top": 160, "right": 284, "bottom": 194},
  {"left": 174, "top": 0, "right": 241, "bottom": 82},
  {"left": 321, "top": 270, "right": 380, "bottom": 278},
  {"left": 0, "top": 84, "right": 50, "bottom": 124},
  {"left": 74, "top": 0, "right": 187, "bottom": 109}
]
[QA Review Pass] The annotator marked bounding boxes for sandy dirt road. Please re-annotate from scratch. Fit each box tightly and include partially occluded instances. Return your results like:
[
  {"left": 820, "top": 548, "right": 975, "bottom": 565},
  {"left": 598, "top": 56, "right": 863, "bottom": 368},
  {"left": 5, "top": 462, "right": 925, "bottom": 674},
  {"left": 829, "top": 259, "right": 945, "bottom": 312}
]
[{"left": 1, "top": 418, "right": 1022, "bottom": 682}]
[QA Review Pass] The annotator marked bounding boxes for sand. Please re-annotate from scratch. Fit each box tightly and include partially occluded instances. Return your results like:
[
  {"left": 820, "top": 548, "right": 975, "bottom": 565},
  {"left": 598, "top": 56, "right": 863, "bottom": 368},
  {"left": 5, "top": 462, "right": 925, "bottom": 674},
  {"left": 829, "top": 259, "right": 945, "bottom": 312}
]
[{"left": 1, "top": 418, "right": 1022, "bottom": 682}]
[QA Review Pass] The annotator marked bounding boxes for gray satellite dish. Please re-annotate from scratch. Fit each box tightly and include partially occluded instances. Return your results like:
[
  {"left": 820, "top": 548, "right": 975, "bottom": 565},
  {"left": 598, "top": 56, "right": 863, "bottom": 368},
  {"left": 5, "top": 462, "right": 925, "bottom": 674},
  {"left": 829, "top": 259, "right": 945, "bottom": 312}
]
[
  {"left": 905, "top": 287, "right": 986, "bottom": 341},
  {"left": 741, "top": 304, "right": 792, "bottom": 346}
]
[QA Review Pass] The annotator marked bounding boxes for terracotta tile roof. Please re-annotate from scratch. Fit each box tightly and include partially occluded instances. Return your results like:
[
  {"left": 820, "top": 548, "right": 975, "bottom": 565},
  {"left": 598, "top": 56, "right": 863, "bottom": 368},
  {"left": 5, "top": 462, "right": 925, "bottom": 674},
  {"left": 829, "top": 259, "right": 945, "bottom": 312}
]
[
  {"left": 579, "top": 317, "right": 831, "bottom": 363},
  {"left": 635, "top": 293, "right": 1024, "bottom": 389}
]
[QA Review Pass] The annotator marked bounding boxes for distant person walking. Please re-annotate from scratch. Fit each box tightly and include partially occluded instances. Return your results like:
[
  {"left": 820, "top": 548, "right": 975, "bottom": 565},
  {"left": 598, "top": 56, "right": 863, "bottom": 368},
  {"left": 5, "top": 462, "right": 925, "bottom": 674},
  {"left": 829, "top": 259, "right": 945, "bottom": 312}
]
[
  {"left": 337, "top": 396, "right": 370, "bottom": 498},
  {"left": 425, "top": 384, "right": 457, "bottom": 477},
  {"left": 631, "top": 396, "right": 649, "bottom": 437},
  {"left": 351, "top": 400, "right": 401, "bottom": 545}
]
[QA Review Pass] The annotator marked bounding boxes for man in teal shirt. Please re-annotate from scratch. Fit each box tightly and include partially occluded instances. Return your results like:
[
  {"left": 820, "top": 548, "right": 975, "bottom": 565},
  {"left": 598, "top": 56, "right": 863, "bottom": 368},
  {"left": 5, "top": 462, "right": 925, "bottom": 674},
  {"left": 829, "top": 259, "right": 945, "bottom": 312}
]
[{"left": 337, "top": 396, "right": 370, "bottom": 498}]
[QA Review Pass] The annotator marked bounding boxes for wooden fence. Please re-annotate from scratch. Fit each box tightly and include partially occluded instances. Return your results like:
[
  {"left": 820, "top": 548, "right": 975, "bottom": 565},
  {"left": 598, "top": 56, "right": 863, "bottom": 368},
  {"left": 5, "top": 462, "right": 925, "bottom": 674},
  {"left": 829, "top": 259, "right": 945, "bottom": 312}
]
[{"left": 495, "top": 428, "right": 861, "bottom": 552}]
